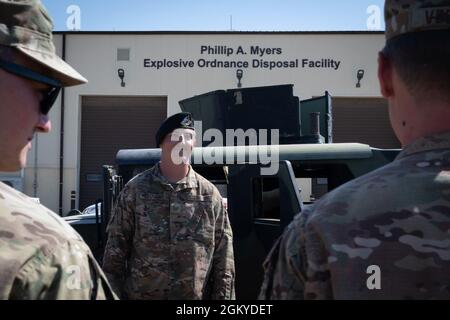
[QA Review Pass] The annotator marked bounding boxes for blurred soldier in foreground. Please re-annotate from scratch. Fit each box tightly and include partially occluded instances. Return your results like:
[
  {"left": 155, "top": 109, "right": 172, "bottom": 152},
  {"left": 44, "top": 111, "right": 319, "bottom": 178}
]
[
  {"left": 103, "top": 112, "right": 235, "bottom": 299},
  {"left": 260, "top": 0, "right": 450, "bottom": 299},
  {"left": 0, "top": 0, "right": 116, "bottom": 299}
]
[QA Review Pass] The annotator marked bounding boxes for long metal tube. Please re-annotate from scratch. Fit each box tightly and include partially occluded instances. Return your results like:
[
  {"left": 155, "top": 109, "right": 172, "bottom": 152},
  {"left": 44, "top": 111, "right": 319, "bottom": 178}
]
[{"left": 58, "top": 34, "right": 66, "bottom": 215}]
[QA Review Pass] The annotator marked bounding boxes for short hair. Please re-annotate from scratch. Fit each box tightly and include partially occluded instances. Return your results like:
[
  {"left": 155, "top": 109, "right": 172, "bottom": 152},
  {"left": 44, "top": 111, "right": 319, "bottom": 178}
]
[{"left": 382, "top": 30, "right": 450, "bottom": 101}]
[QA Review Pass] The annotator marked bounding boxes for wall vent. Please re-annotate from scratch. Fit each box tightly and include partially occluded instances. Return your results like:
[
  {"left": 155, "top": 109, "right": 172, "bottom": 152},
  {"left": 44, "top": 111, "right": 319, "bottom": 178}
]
[{"left": 117, "top": 48, "right": 130, "bottom": 61}]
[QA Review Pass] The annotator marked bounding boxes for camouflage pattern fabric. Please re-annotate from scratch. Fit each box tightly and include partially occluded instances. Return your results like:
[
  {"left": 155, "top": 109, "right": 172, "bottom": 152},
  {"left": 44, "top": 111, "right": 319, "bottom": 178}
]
[
  {"left": 0, "top": 182, "right": 117, "bottom": 300},
  {"left": 259, "top": 131, "right": 450, "bottom": 299},
  {"left": 102, "top": 163, "right": 235, "bottom": 300},
  {"left": 384, "top": 0, "right": 450, "bottom": 41}
]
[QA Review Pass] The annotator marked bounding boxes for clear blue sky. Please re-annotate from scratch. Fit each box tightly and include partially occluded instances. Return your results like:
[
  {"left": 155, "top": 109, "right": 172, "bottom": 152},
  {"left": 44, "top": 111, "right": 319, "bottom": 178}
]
[{"left": 42, "top": 0, "right": 386, "bottom": 32}]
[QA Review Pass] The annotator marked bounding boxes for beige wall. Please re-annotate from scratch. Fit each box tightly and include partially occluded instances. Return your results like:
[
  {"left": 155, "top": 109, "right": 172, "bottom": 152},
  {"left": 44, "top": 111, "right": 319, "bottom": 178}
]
[
  {"left": 23, "top": 168, "right": 77, "bottom": 215},
  {"left": 19, "top": 32, "right": 385, "bottom": 214}
]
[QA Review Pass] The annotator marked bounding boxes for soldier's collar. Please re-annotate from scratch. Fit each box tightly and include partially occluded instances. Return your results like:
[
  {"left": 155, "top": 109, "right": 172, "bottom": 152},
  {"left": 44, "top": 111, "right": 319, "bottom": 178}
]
[
  {"left": 175, "top": 166, "right": 198, "bottom": 190},
  {"left": 396, "top": 131, "right": 450, "bottom": 160},
  {"left": 154, "top": 163, "right": 198, "bottom": 190}
]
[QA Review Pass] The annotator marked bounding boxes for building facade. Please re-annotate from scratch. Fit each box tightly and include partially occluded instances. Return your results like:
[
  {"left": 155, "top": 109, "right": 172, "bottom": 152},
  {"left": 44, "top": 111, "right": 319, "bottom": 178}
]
[{"left": 1, "top": 31, "right": 400, "bottom": 214}]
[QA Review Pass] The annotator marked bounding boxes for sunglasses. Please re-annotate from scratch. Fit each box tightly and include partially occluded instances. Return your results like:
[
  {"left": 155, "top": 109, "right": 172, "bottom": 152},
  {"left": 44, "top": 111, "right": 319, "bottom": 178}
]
[{"left": 0, "top": 58, "right": 62, "bottom": 115}]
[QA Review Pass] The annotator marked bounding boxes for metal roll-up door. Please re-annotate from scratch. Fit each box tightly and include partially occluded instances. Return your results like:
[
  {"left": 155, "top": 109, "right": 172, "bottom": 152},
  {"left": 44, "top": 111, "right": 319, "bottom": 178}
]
[
  {"left": 79, "top": 96, "right": 167, "bottom": 210},
  {"left": 332, "top": 98, "right": 401, "bottom": 149}
]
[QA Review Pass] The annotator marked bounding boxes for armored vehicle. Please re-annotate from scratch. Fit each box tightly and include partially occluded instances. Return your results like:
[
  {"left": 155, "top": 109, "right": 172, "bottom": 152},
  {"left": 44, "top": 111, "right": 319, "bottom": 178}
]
[{"left": 65, "top": 84, "right": 400, "bottom": 299}]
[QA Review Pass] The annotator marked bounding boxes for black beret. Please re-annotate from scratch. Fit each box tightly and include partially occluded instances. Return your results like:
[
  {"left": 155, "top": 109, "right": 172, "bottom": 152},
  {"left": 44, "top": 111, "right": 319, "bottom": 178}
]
[{"left": 155, "top": 112, "right": 195, "bottom": 147}]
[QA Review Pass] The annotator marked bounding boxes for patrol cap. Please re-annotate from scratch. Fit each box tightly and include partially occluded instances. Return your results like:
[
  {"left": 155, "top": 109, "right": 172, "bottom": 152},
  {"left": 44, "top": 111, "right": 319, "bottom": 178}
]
[
  {"left": 385, "top": 0, "right": 450, "bottom": 41},
  {"left": 156, "top": 112, "right": 195, "bottom": 147},
  {"left": 0, "top": 0, "right": 87, "bottom": 86}
]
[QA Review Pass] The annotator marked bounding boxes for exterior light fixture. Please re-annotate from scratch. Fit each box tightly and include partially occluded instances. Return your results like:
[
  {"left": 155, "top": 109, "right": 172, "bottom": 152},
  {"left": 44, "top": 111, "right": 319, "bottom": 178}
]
[
  {"left": 236, "top": 69, "right": 243, "bottom": 88},
  {"left": 356, "top": 69, "right": 365, "bottom": 88},
  {"left": 118, "top": 68, "right": 125, "bottom": 87}
]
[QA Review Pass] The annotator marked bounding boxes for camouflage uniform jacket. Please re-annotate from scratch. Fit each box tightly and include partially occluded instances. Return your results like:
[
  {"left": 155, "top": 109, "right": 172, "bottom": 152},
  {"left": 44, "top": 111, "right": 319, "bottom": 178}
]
[
  {"left": 0, "top": 182, "right": 117, "bottom": 300},
  {"left": 102, "top": 164, "right": 235, "bottom": 300},
  {"left": 260, "top": 131, "right": 450, "bottom": 299}
]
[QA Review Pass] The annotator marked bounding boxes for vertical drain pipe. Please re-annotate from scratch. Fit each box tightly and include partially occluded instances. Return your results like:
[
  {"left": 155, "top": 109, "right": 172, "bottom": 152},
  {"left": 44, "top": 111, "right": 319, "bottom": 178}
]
[
  {"left": 33, "top": 135, "right": 38, "bottom": 197},
  {"left": 59, "top": 33, "right": 66, "bottom": 216}
]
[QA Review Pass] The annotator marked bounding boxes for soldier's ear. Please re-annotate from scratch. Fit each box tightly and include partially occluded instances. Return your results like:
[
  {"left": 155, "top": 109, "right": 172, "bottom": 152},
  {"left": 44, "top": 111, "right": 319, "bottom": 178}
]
[{"left": 378, "top": 52, "right": 394, "bottom": 98}]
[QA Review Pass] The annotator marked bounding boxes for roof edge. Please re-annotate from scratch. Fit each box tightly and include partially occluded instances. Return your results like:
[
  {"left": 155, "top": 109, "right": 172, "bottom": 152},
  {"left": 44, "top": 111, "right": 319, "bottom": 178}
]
[{"left": 53, "top": 30, "right": 384, "bottom": 35}]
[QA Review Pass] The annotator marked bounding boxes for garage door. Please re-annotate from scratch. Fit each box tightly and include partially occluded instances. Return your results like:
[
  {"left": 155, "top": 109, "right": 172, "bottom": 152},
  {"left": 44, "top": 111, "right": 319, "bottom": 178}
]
[
  {"left": 332, "top": 98, "right": 401, "bottom": 149},
  {"left": 80, "top": 96, "right": 167, "bottom": 211}
]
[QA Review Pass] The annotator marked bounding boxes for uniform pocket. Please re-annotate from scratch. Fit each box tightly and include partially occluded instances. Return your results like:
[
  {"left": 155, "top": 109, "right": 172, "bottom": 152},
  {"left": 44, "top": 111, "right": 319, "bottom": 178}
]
[
  {"left": 134, "top": 192, "right": 168, "bottom": 239},
  {"left": 173, "top": 194, "right": 214, "bottom": 242}
]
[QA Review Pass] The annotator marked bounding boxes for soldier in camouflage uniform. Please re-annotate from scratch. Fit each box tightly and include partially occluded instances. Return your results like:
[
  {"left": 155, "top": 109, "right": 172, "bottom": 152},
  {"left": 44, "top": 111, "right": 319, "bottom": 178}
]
[
  {"left": 0, "top": 0, "right": 116, "bottom": 299},
  {"left": 260, "top": 0, "right": 450, "bottom": 299},
  {"left": 103, "top": 113, "right": 235, "bottom": 300}
]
